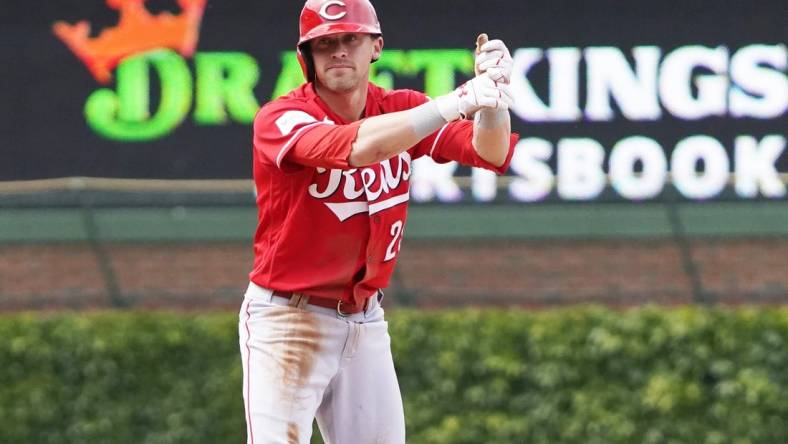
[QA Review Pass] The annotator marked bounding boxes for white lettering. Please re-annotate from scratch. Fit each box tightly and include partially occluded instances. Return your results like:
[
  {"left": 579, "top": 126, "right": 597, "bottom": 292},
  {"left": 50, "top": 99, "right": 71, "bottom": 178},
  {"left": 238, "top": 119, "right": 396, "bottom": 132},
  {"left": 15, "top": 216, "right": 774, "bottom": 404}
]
[
  {"left": 506, "top": 43, "right": 786, "bottom": 122},
  {"left": 342, "top": 169, "right": 365, "bottom": 200},
  {"left": 585, "top": 46, "right": 662, "bottom": 121},
  {"left": 362, "top": 168, "right": 388, "bottom": 201},
  {"left": 380, "top": 152, "right": 411, "bottom": 189},
  {"left": 309, "top": 153, "right": 413, "bottom": 220},
  {"left": 729, "top": 44, "right": 788, "bottom": 119},
  {"left": 509, "top": 138, "right": 554, "bottom": 202},
  {"left": 510, "top": 47, "right": 584, "bottom": 122},
  {"left": 609, "top": 136, "right": 667, "bottom": 199},
  {"left": 557, "top": 138, "right": 606, "bottom": 200},
  {"left": 510, "top": 48, "right": 552, "bottom": 122},
  {"left": 405, "top": 135, "right": 784, "bottom": 204},
  {"left": 660, "top": 45, "right": 729, "bottom": 120},
  {"left": 411, "top": 157, "right": 462, "bottom": 202},
  {"left": 472, "top": 168, "right": 497, "bottom": 201},
  {"left": 671, "top": 135, "right": 730, "bottom": 199},
  {"left": 547, "top": 48, "right": 583, "bottom": 121},
  {"left": 308, "top": 167, "right": 342, "bottom": 198},
  {"left": 735, "top": 135, "right": 786, "bottom": 198}
]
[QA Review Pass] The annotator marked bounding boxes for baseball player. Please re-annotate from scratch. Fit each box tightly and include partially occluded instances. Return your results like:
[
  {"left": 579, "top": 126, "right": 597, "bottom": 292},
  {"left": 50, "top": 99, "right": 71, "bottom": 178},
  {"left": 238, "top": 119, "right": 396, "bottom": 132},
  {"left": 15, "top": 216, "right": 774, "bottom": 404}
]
[{"left": 238, "top": 0, "right": 517, "bottom": 442}]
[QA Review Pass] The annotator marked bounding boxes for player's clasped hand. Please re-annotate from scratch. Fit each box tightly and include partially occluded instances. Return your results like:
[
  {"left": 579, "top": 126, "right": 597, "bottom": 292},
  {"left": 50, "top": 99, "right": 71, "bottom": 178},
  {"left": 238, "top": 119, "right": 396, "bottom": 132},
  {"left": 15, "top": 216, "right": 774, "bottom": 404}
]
[
  {"left": 475, "top": 39, "right": 513, "bottom": 85},
  {"left": 456, "top": 74, "right": 514, "bottom": 117},
  {"left": 436, "top": 72, "right": 514, "bottom": 121}
]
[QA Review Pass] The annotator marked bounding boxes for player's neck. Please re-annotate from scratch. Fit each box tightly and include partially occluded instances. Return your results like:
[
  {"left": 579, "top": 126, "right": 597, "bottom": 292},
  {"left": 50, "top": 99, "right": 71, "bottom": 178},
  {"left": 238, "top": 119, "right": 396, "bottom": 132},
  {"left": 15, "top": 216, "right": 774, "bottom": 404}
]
[{"left": 314, "top": 81, "right": 368, "bottom": 123}]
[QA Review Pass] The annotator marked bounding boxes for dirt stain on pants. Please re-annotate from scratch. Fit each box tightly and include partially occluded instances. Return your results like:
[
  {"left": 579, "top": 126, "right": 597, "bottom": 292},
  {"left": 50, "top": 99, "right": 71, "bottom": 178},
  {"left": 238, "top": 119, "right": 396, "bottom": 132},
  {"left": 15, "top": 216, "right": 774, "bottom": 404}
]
[
  {"left": 267, "top": 307, "right": 322, "bottom": 443},
  {"left": 287, "top": 422, "right": 299, "bottom": 444}
]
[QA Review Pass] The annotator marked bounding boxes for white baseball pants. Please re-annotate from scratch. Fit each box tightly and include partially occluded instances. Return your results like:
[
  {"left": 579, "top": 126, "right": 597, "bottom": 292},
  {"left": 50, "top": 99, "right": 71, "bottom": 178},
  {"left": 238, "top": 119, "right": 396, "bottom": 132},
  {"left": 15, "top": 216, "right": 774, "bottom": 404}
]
[{"left": 238, "top": 282, "right": 406, "bottom": 444}]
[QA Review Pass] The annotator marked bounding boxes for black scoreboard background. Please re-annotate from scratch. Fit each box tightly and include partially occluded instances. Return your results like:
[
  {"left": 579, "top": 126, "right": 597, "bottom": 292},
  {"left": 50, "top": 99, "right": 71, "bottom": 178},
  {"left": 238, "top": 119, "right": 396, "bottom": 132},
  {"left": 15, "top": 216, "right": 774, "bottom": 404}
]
[{"left": 1, "top": 0, "right": 785, "bottom": 203}]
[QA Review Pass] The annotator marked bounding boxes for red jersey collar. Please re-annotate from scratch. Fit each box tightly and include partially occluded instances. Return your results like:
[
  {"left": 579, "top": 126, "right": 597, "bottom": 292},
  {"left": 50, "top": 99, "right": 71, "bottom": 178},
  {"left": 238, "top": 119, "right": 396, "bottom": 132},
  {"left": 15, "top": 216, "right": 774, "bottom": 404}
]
[{"left": 307, "top": 82, "right": 382, "bottom": 124}]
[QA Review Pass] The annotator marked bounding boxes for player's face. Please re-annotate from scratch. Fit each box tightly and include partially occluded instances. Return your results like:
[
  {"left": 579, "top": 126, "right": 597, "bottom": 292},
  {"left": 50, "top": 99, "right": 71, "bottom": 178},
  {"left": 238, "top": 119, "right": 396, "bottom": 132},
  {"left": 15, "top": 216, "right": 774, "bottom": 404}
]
[{"left": 310, "top": 33, "right": 383, "bottom": 93}]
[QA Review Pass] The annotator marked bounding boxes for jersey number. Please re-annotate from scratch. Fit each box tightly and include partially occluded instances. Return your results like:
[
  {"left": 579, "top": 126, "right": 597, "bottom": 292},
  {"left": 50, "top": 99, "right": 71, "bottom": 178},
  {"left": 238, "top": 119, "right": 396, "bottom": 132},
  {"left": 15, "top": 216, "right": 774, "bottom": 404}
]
[{"left": 384, "top": 220, "right": 404, "bottom": 261}]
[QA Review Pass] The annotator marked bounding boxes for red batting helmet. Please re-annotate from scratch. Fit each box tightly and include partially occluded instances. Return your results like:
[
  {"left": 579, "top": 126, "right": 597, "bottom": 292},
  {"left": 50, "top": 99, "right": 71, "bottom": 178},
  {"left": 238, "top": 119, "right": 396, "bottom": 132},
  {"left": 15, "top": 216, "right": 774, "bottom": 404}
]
[{"left": 297, "top": 0, "right": 383, "bottom": 82}]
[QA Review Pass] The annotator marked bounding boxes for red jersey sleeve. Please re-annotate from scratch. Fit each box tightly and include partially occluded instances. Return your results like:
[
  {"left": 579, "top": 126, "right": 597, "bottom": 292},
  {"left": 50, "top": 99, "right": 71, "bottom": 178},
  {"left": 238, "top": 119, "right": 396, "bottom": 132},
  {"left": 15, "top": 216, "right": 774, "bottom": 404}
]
[
  {"left": 253, "top": 100, "right": 362, "bottom": 171},
  {"left": 426, "top": 120, "right": 519, "bottom": 175},
  {"left": 406, "top": 92, "right": 519, "bottom": 175}
]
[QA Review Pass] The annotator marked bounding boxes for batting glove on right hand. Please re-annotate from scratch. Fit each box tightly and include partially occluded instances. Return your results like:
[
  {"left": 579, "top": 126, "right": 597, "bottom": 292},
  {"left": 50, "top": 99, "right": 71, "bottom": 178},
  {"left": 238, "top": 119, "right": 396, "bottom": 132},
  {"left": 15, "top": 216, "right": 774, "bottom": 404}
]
[
  {"left": 435, "top": 73, "right": 514, "bottom": 122},
  {"left": 475, "top": 39, "right": 514, "bottom": 84}
]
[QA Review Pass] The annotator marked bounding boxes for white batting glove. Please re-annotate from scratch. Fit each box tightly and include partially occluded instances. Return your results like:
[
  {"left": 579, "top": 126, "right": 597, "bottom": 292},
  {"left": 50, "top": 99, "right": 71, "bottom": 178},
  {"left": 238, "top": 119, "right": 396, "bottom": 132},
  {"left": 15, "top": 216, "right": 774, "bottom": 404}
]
[
  {"left": 435, "top": 73, "right": 513, "bottom": 122},
  {"left": 475, "top": 39, "right": 513, "bottom": 84}
]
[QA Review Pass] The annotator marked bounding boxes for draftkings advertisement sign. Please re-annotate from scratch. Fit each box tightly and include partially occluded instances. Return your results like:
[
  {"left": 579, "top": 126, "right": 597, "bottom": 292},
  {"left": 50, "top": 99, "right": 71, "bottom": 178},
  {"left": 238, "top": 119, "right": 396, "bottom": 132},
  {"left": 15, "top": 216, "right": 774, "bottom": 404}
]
[{"left": 1, "top": 0, "right": 785, "bottom": 204}]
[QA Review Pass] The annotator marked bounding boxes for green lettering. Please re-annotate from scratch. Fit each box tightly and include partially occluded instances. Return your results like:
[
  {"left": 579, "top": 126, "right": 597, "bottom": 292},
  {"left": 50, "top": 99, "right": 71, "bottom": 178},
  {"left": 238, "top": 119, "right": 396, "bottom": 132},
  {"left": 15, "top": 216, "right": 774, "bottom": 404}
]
[
  {"left": 194, "top": 52, "right": 260, "bottom": 125},
  {"left": 408, "top": 49, "right": 474, "bottom": 97},
  {"left": 268, "top": 49, "right": 473, "bottom": 101},
  {"left": 370, "top": 50, "right": 409, "bottom": 90},
  {"left": 116, "top": 56, "right": 150, "bottom": 121},
  {"left": 85, "top": 50, "right": 191, "bottom": 141},
  {"left": 271, "top": 50, "right": 414, "bottom": 96},
  {"left": 271, "top": 51, "right": 306, "bottom": 99}
]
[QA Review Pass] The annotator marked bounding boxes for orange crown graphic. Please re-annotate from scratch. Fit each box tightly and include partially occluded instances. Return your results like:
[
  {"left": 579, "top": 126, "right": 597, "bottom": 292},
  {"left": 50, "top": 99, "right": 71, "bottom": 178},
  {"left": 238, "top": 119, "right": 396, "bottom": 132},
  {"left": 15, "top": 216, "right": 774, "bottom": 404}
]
[{"left": 53, "top": 0, "right": 207, "bottom": 84}]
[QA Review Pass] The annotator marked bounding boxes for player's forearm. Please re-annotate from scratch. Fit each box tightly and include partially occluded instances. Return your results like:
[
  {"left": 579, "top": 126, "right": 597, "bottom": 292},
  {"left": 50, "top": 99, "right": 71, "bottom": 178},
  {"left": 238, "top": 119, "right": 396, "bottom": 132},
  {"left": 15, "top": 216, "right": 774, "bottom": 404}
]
[
  {"left": 349, "top": 100, "right": 446, "bottom": 167},
  {"left": 472, "top": 108, "right": 511, "bottom": 167},
  {"left": 350, "top": 72, "right": 511, "bottom": 167}
]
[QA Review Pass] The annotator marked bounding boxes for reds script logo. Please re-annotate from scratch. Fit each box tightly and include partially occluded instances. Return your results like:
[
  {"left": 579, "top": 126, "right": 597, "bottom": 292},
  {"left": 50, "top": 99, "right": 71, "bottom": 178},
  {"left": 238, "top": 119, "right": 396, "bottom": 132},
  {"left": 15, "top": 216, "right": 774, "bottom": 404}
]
[
  {"left": 319, "top": 1, "right": 347, "bottom": 20},
  {"left": 274, "top": 110, "right": 411, "bottom": 221},
  {"left": 309, "top": 152, "right": 412, "bottom": 221}
]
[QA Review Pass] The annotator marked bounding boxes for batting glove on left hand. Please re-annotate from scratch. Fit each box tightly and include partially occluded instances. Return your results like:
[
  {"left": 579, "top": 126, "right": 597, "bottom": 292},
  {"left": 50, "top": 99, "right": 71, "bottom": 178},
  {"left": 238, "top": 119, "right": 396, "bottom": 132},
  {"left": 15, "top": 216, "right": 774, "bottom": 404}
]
[{"left": 435, "top": 73, "right": 514, "bottom": 122}]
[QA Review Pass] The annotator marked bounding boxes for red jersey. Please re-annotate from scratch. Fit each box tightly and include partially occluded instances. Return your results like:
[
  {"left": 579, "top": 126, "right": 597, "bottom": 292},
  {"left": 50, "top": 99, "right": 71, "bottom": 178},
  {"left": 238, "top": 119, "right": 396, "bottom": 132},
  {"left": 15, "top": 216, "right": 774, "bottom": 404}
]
[{"left": 250, "top": 82, "right": 518, "bottom": 306}]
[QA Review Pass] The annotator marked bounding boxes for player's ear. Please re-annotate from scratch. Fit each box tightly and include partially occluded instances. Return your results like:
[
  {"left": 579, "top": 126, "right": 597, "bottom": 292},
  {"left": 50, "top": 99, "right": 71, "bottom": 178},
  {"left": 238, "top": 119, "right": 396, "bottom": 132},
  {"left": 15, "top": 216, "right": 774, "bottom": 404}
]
[{"left": 371, "top": 35, "right": 384, "bottom": 62}]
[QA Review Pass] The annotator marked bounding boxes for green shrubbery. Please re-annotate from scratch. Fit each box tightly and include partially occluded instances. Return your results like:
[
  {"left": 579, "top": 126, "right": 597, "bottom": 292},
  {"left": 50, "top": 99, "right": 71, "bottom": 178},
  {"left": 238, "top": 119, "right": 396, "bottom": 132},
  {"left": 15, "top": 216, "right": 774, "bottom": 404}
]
[{"left": 2, "top": 306, "right": 786, "bottom": 443}]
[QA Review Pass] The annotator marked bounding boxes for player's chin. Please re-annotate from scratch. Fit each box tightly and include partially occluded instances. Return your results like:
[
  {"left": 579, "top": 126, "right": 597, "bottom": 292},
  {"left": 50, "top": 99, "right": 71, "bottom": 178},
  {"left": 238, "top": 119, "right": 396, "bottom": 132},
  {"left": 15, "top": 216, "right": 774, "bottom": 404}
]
[{"left": 322, "top": 76, "right": 359, "bottom": 93}]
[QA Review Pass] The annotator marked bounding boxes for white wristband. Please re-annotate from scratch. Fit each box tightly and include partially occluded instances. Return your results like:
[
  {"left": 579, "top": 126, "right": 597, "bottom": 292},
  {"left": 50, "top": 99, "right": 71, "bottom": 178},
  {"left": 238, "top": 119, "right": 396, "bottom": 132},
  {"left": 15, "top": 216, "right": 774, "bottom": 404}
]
[
  {"left": 434, "top": 94, "right": 461, "bottom": 122},
  {"left": 408, "top": 101, "right": 448, "bottom": 139}
]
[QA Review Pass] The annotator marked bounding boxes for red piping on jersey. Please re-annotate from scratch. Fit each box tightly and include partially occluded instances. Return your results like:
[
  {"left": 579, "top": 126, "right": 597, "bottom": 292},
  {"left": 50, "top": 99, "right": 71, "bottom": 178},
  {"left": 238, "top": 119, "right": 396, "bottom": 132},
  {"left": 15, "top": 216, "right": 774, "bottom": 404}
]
[
  {"left": 275, "top": 121, "right": 329, "bottom": 168},
  {"left": 429, "top": 123, "right": 450, "bottom": 158}
]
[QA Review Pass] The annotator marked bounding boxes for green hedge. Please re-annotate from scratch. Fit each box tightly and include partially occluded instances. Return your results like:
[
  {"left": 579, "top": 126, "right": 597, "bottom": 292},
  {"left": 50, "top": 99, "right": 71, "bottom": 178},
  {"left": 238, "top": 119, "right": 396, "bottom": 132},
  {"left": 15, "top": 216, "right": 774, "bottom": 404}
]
[{"left": 2, "top": 306, "right": 787, "bottom": 444}]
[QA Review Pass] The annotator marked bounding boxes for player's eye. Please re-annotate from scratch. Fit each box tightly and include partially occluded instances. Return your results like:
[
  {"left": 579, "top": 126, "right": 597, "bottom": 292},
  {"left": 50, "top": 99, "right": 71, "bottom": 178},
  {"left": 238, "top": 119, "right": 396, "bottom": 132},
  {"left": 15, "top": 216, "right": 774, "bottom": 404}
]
[{"left": 316, "top": 38, "right": 332, "bottom": 49}]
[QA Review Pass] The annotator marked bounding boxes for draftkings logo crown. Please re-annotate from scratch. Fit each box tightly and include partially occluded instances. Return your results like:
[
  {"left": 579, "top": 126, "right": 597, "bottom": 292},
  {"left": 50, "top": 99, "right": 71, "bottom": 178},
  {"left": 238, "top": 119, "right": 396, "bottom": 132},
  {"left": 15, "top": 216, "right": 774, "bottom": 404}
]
[{"left": 52, "top": 0, "right": 207, "bottom": 84}]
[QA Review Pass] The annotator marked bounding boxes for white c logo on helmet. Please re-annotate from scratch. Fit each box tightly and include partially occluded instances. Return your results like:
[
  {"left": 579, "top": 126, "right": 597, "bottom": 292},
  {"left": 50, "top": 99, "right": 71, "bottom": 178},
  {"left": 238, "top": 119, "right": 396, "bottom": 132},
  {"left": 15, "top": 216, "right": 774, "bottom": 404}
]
[{"left": 319, "top": 0, "right": 347, "bottom": 20}]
